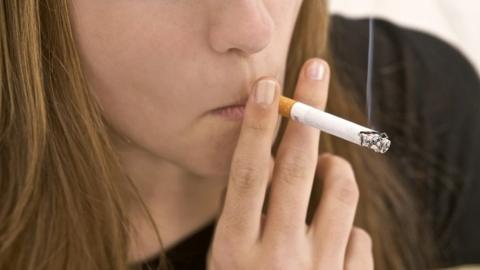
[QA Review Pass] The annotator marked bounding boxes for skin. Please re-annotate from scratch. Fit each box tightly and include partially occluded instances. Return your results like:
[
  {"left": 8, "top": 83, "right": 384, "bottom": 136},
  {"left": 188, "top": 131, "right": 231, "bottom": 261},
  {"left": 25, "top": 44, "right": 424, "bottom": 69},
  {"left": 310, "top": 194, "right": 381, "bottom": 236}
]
[{"left": 69, "top": 1, "right": 373, "bottom": 268}]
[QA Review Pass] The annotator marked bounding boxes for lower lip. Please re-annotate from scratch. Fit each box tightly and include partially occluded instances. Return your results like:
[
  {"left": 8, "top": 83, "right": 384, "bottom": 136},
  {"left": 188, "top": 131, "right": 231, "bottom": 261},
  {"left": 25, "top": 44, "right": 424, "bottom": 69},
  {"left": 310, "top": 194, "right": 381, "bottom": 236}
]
[{"left": 210, "top": 105, "right": 245, "bottom": 121}]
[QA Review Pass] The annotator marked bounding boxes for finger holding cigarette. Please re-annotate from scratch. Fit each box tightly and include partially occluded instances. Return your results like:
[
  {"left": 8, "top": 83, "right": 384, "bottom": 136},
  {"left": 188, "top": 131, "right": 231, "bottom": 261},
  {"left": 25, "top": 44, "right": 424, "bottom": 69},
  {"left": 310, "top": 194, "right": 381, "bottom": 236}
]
[{"left": 263, "top": 58, "right": 332, "bottom": 234}]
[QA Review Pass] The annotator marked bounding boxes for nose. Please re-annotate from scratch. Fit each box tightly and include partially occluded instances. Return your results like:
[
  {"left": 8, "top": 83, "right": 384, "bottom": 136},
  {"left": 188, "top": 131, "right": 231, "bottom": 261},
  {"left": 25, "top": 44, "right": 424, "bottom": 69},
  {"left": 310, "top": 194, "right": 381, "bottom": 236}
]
[{"left": 207, "top": 1, "right": 274, "bottom": 56}]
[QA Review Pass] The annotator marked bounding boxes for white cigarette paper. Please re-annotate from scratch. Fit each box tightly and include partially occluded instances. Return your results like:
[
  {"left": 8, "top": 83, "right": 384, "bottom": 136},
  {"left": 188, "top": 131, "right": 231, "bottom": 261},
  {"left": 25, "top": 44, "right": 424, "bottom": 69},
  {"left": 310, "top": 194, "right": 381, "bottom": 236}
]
[{"left": 280, "top": 97, "right": 391, "bottom": 154}]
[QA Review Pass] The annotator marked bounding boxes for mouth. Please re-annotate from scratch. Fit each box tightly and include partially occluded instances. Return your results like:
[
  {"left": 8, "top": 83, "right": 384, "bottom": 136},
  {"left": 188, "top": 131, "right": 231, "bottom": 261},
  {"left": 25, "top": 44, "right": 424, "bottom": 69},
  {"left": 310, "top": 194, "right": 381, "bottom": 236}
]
[
  {"left": 209, "top": 98, "right": 247, "bottom": 121},
  {"left": 207, "top": 94, "right": 248, "bottom": 120}
]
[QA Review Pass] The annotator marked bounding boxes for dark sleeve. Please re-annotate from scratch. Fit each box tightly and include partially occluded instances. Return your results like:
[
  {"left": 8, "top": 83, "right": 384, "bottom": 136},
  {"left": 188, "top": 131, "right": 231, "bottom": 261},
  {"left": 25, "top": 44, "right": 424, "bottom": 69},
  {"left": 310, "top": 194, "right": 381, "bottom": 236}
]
[{"left": 330, "top": 15, "right": 480, "bottom": 267}]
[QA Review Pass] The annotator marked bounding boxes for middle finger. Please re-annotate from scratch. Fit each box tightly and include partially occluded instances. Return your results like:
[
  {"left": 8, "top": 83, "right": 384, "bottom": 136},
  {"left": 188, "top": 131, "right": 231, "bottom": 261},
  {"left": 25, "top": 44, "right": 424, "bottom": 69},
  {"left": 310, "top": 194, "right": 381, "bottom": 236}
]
[{"left": 263, "top": 58, "right": 330, "bottom": 239}]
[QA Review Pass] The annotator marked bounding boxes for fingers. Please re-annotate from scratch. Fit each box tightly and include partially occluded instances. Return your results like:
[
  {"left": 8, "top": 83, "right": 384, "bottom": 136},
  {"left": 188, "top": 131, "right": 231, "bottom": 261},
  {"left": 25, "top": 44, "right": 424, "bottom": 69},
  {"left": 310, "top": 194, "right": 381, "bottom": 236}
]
[
  {"left": 217, "top": 77, "right": 280, "bottom": 242},
  {"left": 263, "top": 58, "right": 330, "bottom": 239},
  {"left": 345, "top": 228, "right": 374, "bottom": 270},
  {"left": 308, "top": 153, "right": 359, "bottom": 264}
]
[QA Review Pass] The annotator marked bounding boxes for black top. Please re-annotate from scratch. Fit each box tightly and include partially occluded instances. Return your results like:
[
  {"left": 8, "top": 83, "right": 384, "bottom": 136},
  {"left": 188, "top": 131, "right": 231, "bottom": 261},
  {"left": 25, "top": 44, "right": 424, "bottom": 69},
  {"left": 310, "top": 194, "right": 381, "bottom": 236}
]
[{"left": 137, "top": 15, "right": 480, "bottom": 270}]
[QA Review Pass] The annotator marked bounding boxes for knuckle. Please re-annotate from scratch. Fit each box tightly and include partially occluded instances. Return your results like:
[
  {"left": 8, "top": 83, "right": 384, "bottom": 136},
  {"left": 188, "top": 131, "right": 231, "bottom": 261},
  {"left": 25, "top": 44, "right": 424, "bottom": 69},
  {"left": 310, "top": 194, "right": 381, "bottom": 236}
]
[
  {"left": 321, "top": 155, "right": 359, "bottom": 206},
  {"left": 317, "top": 152, "right": 335, "bottom": 162},
  {"left": 352, "top": 227, "right": 373, "bottom": 249},
  {"left": 317, "top": 153, "right": 352, "bottom": 175},
  {"left": 279, "top": 164, "right": 309, "bottom": 186},
  {"left": 331, "top": 155, "right": 354, "bottom": 173},
  {"left": 331, "top": 176, "right": 359, "bottom": 206},
  {"left": 277, "top": 148, "right": 312, "bottom": 185},
  {"left": 319, "top": 153, "right": 352, "bottom": 172},
  {"left": 230, "top": 159, "right": 259, "bottom": 191}
]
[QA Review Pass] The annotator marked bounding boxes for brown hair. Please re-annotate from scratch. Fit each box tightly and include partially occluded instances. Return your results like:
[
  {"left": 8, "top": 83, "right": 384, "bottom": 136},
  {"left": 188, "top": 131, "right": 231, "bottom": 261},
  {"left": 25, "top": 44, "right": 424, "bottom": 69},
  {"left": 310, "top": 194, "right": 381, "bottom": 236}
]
[{"left": 0, "top": 0, "right": 437, "bottom": 269}]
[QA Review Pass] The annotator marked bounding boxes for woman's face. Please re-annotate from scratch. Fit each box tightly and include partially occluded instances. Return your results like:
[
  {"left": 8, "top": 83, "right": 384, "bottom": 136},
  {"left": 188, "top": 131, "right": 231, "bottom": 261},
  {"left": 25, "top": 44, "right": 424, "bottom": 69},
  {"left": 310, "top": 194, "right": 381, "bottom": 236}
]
[{"left": 70, "top": 0, "right": 304, "bottom": 179}]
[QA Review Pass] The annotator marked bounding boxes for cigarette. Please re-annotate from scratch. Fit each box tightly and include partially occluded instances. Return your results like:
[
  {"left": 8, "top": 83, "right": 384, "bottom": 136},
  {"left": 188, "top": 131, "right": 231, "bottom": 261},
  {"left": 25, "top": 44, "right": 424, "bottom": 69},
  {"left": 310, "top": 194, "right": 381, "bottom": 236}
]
[{"left": 279, "top": 96, "right": 391, "bottom": 154}]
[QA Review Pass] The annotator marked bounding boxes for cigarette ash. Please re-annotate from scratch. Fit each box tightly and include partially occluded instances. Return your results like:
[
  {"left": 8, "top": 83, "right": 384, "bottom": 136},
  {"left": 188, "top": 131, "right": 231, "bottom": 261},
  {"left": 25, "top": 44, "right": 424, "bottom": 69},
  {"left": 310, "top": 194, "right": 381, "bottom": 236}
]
[{"left": 359, "top": 131, "right": 391, "bottom": 154}]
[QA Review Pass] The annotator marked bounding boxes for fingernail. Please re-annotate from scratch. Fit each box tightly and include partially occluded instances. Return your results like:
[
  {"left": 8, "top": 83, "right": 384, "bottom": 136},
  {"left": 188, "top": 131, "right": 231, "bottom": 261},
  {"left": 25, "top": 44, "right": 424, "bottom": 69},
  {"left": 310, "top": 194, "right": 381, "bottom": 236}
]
[
  {"left": 255, "top": 79, "right": 276, "bottom": 105},
  {"left": 306, "top": 59, "right": 325, "bottom": 81}
]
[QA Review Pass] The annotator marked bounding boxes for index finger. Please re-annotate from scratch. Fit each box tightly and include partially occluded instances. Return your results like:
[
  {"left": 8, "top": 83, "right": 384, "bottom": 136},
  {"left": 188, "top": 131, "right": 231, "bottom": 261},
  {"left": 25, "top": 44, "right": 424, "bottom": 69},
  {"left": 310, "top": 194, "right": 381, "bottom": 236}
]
[{"left": 217, "top": 77, "right": 280, "bottom": 241}]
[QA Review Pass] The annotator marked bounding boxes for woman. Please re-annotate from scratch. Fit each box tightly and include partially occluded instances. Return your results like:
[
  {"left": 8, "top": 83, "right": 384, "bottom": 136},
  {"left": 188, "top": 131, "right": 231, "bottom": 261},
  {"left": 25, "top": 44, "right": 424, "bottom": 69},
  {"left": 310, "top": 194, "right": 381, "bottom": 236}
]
[{"left": 1, "top": 0, "right": 479, "bottom": 269}]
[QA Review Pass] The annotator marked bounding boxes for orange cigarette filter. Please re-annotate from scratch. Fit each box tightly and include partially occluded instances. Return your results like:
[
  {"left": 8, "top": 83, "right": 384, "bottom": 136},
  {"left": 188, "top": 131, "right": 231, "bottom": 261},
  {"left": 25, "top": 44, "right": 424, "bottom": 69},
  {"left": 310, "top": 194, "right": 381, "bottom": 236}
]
[{"left": 279, "top": 96, "right": 296, "bottom": 119}]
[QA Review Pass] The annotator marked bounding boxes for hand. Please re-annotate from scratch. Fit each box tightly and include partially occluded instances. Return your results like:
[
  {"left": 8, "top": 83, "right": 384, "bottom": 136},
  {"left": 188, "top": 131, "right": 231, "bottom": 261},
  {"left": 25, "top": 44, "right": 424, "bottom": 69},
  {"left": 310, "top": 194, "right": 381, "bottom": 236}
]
[{"left": 207, "top": 58, "right": 373, "bottom": 270}]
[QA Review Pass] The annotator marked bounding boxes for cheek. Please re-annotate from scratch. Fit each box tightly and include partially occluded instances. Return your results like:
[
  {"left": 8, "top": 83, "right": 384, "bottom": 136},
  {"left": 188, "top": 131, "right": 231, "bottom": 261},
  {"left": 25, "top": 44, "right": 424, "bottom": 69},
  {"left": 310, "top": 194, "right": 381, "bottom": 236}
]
[
  {"left": 70, "top": 1, "right": 204, "bottom": 144},
  {"left": 71, "top": 2, "right": 198, "bottom": 98}
]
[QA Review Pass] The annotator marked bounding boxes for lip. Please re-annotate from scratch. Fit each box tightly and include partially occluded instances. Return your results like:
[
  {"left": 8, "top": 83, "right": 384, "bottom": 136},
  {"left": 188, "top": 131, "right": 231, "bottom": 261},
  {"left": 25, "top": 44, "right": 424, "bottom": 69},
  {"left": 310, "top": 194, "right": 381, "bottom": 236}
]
[
  {"left": 209, "top": 95, "right": 248, "bottom": 112},
  {"left": 209, "top": 104, "right": 246, "bottom": 121},
  {"left": 220, "top": 96, "right": 249, "bottom": 109}
]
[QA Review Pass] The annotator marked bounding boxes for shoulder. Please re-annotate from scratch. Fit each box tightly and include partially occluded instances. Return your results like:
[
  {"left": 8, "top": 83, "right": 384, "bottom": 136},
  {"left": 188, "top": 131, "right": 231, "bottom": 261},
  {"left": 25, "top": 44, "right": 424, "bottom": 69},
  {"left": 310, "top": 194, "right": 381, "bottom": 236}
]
[{"left": 330, "top": 15, "right": 480, "bottom": 266}]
